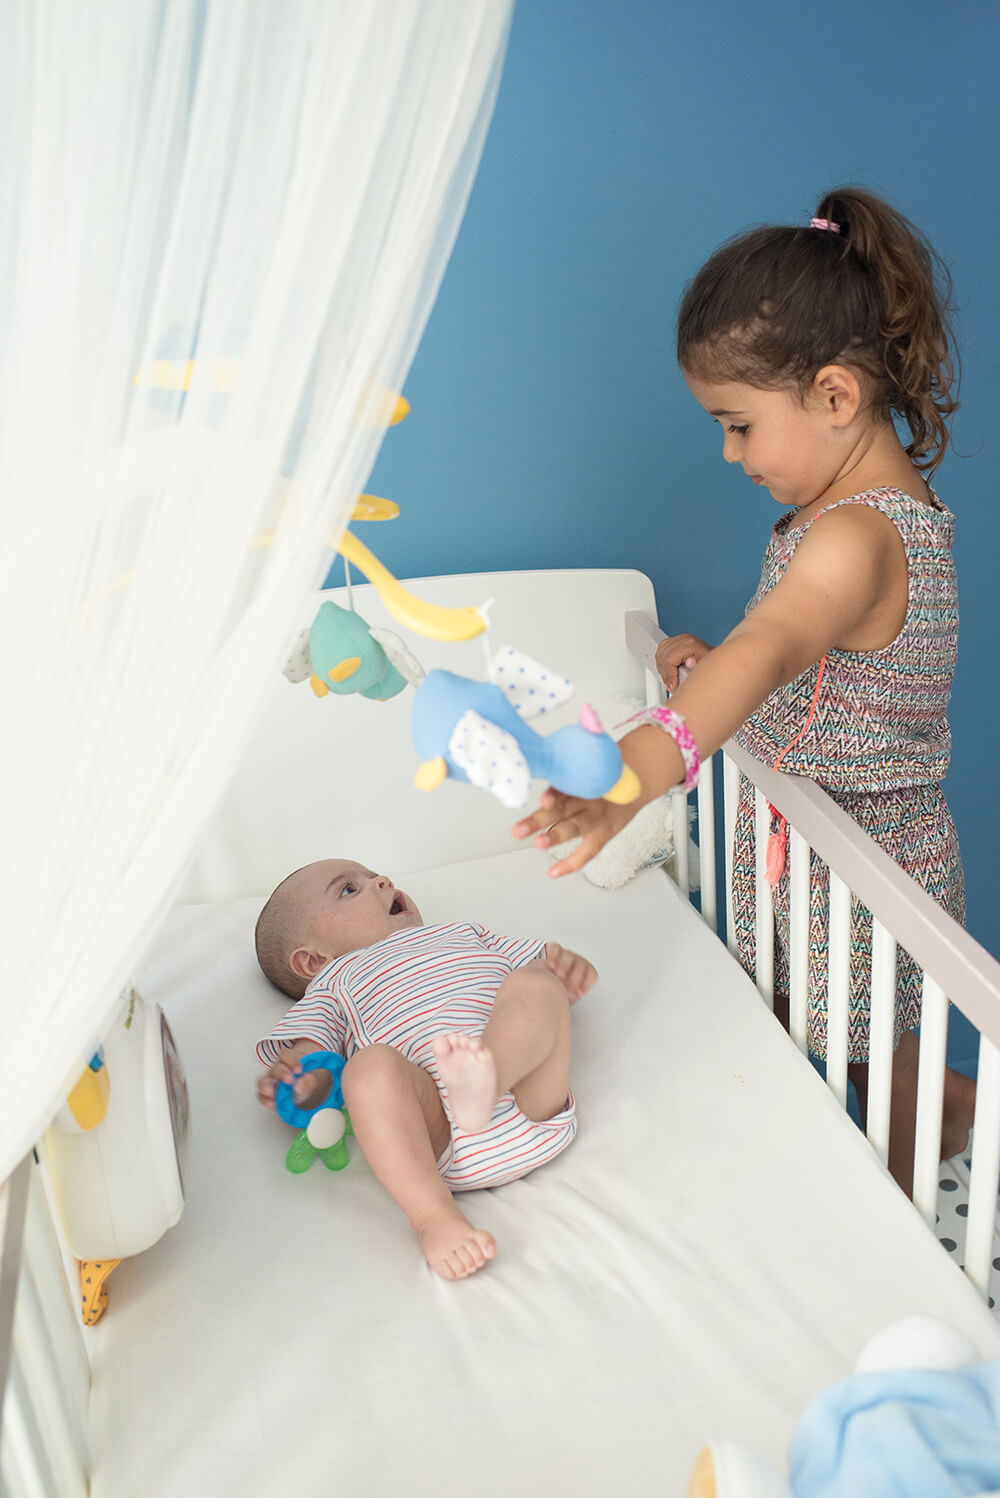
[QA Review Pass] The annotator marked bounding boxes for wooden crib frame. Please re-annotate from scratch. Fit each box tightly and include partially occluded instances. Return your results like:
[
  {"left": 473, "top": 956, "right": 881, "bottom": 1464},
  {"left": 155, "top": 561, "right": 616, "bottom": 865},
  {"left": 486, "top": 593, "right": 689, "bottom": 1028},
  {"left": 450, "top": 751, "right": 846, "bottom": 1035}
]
[{"left": 4, "top": 592, "right": 1000, "bottom": 1496}]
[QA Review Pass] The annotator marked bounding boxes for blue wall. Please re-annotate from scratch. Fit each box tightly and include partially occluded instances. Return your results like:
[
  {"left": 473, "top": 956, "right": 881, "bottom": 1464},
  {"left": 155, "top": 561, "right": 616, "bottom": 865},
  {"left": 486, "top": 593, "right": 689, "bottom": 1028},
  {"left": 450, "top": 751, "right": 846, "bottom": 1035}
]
[{"left": 346, "top": 1, "right": 1000, "bottom": 971}]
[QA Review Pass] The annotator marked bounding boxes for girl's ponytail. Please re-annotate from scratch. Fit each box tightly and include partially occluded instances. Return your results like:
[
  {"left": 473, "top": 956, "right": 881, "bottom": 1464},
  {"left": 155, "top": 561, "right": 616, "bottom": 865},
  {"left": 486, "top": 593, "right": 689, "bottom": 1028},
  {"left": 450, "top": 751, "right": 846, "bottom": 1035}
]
[
  {"left": 677, "top": 186, "right": 959, "bottom": 475},
  {"left": 813, "top": 188, "right": 958, "bottom": 473}
]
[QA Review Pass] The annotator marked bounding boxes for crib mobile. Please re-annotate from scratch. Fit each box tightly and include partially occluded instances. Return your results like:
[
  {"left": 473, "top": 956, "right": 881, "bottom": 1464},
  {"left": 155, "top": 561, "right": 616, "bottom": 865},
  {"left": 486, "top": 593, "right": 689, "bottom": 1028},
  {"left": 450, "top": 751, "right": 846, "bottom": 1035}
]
[
  {"left": 136, "top": 328, "right": 640, "bottom": 813},
  {"left": 287, "top": 501, "right": 642, "bottom": 814}
]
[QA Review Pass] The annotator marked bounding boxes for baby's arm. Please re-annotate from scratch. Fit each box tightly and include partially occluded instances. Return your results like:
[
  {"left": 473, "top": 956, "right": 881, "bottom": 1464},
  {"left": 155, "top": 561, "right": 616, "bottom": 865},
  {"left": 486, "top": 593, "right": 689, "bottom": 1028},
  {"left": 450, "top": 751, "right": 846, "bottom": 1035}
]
[
  {"left": 256, "top": 1038, "right": 334, "bottom": 1112},
  {"left": 475, "top": 926, "right": 596, "bottom": 1002},
  {"left": 544, "top": 942, "right": 597, "bottom": 1002}
]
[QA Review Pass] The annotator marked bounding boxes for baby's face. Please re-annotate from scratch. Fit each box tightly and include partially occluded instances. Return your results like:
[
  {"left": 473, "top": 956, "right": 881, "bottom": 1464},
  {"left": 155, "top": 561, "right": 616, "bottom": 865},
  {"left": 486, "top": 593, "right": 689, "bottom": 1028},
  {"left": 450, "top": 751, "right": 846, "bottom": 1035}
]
[{"left": 297, "top": 860, "right": 423, "bottom": 961}]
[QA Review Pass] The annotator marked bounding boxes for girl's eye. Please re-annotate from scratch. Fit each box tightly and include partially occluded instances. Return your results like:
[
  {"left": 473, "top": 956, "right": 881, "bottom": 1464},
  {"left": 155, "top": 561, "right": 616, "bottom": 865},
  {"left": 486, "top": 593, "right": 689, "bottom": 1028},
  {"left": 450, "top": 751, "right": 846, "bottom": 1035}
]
[
  {"left": 339, "top": 882, "right": 358, "bottom": 897},
  {"left": 728, "top": 424, "right": 749, "bottom": 436}
]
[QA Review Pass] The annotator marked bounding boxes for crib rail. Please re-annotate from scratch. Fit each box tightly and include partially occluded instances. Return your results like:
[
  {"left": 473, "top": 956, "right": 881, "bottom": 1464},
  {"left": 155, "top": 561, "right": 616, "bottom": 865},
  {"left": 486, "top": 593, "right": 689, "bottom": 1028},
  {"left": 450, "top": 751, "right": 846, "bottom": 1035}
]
[
  {"left": 0, "top": 1156, "right": 90, "bottom": 1498},
  {"left": 627, "top": 609, "right": 1000, "bottom": 1303}
]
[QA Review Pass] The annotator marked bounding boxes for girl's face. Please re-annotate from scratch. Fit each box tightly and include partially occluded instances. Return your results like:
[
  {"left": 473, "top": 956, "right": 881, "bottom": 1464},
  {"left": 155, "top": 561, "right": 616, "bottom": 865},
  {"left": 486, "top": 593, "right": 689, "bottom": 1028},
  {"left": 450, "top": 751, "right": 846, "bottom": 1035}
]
[{"left": 682, "top": 371, "right": 847, "bottom": 510}]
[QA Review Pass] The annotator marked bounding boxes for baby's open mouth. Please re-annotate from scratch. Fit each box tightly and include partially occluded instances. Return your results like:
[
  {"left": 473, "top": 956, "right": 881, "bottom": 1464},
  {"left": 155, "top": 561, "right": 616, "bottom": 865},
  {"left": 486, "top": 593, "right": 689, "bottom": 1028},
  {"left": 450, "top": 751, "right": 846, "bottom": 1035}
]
[{"left": 390, "top": 894, "right": 406, "bottom": 915}]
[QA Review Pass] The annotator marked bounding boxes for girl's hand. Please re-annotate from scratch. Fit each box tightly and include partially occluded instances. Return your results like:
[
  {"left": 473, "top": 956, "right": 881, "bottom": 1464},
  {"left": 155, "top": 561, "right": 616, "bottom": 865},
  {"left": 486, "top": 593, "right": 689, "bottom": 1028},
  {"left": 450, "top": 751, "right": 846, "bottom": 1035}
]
[
  {"left": 512, "top": 787, "right": 639, "bottom": 877},
  {"left": 544, "top": 942, "right": 598, "bottom": 1001},
  {"left": 655, "top": 633, "right": 712, "bottom": 692}
]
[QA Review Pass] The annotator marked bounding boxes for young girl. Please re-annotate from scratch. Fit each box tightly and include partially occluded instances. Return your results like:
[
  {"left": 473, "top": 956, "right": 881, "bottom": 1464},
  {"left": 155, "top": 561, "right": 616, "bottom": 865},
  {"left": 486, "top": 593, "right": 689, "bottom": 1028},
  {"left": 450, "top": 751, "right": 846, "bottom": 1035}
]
[{"left": 513, "top": 185, "right": 974, "bottom": 1195}]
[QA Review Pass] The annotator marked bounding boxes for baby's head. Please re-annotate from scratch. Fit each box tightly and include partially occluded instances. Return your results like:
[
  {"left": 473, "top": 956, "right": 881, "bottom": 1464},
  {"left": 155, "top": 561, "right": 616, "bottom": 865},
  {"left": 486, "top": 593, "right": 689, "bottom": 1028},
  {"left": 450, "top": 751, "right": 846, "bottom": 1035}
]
[
  {"left": 255, "top": 859, "right": 423, "bottom": 999},
  {"left": 676, "top": 185, "right": 957, "bottom": 475}
]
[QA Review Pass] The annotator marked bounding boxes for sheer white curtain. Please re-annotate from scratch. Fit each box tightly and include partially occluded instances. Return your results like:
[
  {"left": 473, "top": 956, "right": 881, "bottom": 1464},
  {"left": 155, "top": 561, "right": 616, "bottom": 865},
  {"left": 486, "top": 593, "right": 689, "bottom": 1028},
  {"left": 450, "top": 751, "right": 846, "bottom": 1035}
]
[{"left": 0, "top": 0, "right": 513, "bottom": 1180}]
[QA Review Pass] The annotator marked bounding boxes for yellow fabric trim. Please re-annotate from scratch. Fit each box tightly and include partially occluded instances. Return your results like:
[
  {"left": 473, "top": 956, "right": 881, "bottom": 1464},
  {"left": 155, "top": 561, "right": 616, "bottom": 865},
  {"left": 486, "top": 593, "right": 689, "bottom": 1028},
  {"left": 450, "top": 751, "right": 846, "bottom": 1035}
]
[{"left": 79, "top": 1258, "right": 121, "bottom": 1326}]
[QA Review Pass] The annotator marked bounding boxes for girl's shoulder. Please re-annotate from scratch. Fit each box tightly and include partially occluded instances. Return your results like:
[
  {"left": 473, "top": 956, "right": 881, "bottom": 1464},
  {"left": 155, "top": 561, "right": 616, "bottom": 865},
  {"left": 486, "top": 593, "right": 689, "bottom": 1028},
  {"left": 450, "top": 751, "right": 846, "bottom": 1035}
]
[{"left": 778, "top": 486, "right": 953, "bottom": 542}]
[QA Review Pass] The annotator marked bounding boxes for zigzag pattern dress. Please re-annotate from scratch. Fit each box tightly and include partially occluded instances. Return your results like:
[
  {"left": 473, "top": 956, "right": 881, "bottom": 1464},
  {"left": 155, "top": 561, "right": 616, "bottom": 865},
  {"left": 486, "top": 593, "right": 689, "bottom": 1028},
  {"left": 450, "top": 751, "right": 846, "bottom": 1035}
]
[{"left": 730, "top": 488, "right": 964, "bottom": 1062}]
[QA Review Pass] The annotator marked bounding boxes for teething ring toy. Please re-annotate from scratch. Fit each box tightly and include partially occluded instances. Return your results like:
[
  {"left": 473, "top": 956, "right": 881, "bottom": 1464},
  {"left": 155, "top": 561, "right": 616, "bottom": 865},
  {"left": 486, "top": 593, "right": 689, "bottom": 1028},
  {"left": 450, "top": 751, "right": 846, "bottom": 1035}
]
[{"left": 274, "top": 1051, "right": 346, "bottom": 1130}]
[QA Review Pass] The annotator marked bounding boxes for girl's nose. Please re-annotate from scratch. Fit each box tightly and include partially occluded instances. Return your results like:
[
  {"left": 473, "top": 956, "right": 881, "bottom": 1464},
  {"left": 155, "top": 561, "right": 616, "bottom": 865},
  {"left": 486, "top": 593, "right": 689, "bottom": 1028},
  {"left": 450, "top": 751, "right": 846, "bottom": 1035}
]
[
  {"left": 721, "top": 432, "right": 740, "bottom": 464},
  {"left": 374, "top": 874, "right": 393, "bottom": 890}
]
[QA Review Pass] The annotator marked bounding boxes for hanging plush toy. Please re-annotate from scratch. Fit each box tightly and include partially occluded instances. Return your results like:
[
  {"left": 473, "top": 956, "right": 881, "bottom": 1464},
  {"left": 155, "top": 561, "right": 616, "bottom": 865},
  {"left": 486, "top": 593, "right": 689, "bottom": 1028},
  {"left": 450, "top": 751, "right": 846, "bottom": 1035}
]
[
  {"left": 411, "top": 645, "right": 641, "bottom": 811},
  {"left": 283, "top": 598, "right": 414, "bottom": 702}
]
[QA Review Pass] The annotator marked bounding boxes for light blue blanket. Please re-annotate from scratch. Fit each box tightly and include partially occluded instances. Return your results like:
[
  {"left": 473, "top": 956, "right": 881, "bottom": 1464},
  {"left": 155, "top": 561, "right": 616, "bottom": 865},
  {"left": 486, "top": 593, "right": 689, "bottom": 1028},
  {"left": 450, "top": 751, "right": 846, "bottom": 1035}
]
[{"left": 790, "top": 1364, "right": 1000, "bottom": 1497}]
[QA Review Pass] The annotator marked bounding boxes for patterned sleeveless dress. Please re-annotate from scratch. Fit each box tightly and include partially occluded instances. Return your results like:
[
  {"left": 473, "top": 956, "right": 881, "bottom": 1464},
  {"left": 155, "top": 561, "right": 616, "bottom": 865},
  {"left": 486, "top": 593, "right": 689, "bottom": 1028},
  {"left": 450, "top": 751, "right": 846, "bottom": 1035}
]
[{"left": 730, "top": 487, "right": 964, "bottom": 1062}]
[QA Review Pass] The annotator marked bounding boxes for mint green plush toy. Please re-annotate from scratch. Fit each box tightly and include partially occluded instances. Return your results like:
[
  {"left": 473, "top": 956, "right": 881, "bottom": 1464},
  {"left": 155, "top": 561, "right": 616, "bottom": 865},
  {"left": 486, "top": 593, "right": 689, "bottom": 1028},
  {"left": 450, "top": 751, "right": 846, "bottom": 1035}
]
[{"left": 284, "top": 599, "right": 412, "bottom": 702}]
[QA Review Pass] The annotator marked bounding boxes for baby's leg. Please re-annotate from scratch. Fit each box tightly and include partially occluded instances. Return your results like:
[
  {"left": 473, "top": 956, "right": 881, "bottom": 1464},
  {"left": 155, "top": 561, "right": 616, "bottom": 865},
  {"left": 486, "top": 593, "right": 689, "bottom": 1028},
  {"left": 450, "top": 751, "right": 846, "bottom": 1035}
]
[
  {"left": 433, "top": 961, "right": 571, "bottom": 1133},
  {"left": 341, "top": 1045, "right": 496, "bottom": 1281}
]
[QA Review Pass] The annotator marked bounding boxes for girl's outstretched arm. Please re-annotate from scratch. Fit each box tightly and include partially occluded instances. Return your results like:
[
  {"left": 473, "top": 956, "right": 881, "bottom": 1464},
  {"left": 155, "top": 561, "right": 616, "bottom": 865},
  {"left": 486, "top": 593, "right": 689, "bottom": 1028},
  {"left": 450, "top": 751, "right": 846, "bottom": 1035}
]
[{"left": 515, "top": 503, "right": 906, "bottom": 875}]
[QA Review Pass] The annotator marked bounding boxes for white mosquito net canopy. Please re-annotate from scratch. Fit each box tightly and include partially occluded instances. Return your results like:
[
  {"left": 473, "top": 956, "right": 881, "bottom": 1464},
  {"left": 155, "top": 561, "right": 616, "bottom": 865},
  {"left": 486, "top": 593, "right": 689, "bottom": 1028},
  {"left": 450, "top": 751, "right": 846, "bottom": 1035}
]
[{"left": 0, "top": 0, "right": 513, "bottom": 1181}]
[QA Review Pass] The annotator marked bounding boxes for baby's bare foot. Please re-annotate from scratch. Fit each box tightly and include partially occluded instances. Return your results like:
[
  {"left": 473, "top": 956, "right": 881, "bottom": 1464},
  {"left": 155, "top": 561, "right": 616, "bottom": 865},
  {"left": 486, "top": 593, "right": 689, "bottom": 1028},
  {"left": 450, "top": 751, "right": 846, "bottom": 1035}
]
[
  {"left": 416, "top": 1202, "right": 497, "bottom": 1281},
  {"left": 433, "top": 1032, "right": 499, "bottom": 1133}
]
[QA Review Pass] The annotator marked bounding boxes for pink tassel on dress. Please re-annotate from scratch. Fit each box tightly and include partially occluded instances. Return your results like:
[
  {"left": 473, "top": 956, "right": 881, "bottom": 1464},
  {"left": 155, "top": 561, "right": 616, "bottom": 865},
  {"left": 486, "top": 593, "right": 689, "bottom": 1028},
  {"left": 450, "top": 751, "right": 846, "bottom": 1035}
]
[
  {"left": 765, "top": 654, "right": 827, "bottom": 888},
  {"left": 766, "top": 814, "right": 787, "bottom": 888}
]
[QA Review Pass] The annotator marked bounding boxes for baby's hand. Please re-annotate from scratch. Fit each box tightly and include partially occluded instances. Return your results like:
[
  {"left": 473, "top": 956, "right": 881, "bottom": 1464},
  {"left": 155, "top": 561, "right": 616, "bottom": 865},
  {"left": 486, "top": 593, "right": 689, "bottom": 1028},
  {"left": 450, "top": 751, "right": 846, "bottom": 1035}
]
[
  {"left": 544, "top": 942, "right": 598, "bottom": 1002},
  {"left": 256, "top": 1038, "right": 327, "bottom": 1111},
  {"left": 655, "top": 633, "right": 712, "bottom": 693}
]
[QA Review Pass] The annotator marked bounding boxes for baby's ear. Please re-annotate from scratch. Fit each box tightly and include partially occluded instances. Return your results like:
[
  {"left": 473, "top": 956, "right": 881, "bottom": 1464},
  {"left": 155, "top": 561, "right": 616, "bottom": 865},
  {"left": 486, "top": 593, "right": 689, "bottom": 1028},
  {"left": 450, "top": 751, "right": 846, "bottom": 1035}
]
[{"left": 289, "top": 946, "right": 329, "bottom": 982}]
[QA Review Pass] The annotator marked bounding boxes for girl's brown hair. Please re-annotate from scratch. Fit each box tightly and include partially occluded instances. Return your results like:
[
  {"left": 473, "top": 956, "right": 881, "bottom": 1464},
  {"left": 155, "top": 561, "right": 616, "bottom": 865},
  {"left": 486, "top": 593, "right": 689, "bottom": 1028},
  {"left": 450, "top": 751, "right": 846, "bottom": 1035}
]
[{"left": 676, "top": 187, "right": 959, "bottom": 474}]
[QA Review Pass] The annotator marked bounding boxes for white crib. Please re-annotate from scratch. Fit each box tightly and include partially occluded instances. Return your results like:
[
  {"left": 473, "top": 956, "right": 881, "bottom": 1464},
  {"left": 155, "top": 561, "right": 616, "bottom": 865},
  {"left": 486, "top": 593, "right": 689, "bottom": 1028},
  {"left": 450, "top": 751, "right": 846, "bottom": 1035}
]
[{"left": 3, "top": 567, "right": 1000, "bottom": 1497}]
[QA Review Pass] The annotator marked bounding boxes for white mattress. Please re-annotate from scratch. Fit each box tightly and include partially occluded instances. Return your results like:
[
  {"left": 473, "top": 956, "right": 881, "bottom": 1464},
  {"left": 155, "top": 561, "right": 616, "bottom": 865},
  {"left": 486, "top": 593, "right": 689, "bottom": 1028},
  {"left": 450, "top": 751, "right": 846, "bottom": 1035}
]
[{"left": 88, "top": 849, "right": 1000, "bottom": 1496}]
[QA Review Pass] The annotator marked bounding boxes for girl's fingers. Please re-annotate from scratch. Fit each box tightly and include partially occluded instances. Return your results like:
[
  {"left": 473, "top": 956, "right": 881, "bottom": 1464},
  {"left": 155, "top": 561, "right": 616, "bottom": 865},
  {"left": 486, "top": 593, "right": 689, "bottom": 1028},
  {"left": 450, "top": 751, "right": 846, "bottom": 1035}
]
[
  {"left": 547, "top": 828, "right": 609, "bottom": 878},
  {"left": 512, "top": 793, "right": 587, "bottom": 842}
]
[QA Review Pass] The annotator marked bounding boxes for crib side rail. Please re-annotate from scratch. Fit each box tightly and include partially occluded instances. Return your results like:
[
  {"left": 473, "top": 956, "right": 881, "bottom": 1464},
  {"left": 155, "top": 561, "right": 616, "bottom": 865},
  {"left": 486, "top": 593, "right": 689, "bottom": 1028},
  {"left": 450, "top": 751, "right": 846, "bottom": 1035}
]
[
  {"left": 626, "top": 608, "right": 1000, "bottom": 1302},
  {"left": 0, "top": 1157, "right": 90, "bottom": 1498}
]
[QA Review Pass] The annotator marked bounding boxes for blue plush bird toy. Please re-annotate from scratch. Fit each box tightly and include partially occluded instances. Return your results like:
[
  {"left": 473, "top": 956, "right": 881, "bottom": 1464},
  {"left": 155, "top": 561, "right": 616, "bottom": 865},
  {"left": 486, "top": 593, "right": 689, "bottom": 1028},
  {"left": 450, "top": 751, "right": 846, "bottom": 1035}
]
[{"left": 410, "top": 646, "right": 641, "bottom": 810}]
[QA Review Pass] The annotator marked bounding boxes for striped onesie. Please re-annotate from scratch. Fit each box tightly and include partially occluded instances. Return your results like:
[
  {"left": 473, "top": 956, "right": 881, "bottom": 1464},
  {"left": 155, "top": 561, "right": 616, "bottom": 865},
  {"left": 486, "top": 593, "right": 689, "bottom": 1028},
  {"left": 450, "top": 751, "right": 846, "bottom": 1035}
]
[{"left": 256, "top": 921, "right": 577, "bottom": 1190}]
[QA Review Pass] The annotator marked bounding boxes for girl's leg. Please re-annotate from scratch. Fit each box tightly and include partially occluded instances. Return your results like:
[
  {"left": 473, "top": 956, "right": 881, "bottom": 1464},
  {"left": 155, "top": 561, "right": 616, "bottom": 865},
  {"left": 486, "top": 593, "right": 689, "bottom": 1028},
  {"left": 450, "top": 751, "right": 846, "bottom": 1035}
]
[
  {"left": 340, "top": 1044, "right": 496, "bottom": 1280},
  {"left": 432, "top": 963, "right": 572, "bottom": 1133},
  {"left": 848, "top": 1033, "right": 976, "bottom": 1197}
]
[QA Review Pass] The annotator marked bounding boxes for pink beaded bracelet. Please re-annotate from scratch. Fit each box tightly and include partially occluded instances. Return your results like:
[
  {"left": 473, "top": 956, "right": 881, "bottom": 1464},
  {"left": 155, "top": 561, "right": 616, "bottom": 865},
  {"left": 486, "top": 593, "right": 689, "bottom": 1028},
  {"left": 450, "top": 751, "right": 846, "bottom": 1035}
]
[{"left": 623, "top": 705, "right": 700, "bottom": 792}]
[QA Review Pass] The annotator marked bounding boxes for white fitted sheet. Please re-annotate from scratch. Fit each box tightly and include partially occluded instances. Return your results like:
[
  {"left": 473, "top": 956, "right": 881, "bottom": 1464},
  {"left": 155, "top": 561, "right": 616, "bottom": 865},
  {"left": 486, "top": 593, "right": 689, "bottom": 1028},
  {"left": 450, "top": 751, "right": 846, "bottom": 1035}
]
[{"left": 88, "top": 849, "right": 1000, "bottom": 1497}]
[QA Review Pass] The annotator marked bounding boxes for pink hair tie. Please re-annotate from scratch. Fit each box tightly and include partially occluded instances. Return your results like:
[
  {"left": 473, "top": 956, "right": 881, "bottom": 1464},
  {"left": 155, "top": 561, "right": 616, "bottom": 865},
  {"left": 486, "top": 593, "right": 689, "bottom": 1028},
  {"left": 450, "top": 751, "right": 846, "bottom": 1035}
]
[
  {"left": 622, "top": 705, "right": 700, "bottom": 792},
  {"left": 809, "top": 217, "right": 841, "bottom": 233}
]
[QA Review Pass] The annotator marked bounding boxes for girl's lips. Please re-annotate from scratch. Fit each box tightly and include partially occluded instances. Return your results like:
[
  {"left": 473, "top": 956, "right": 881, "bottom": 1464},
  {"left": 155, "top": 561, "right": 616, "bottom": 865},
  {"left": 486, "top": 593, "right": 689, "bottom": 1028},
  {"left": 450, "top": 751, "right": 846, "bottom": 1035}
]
[{"left": 751, "top": 475, "right": 766, "bottom": 485}]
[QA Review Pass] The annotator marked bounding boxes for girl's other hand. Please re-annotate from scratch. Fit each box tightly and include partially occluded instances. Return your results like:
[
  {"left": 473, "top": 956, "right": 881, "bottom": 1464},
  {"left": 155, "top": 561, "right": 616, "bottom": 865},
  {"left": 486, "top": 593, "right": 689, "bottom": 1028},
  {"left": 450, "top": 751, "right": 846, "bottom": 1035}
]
[
  {"left": 512, "top": 787, "right": 638, "bottom": 877},
  {"left": 655, "top": 633, "right": 712, "bottom": 692}
]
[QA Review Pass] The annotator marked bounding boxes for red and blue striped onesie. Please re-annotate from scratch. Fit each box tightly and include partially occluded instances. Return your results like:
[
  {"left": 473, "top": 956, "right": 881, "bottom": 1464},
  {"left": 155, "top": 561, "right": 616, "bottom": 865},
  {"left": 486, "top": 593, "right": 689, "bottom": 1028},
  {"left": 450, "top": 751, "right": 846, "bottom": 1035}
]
[{"left": 256, "top": 921, "right": 577, "bottom": 1189}]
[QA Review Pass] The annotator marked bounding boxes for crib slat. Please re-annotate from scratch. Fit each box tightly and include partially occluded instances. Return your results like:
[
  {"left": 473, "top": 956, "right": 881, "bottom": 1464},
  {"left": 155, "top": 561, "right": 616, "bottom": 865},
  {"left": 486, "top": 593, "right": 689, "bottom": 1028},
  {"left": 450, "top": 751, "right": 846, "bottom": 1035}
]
[
  {"left": 753, "top": 789, "right": 773, "bottom": 1009},
  {"left": 912, "top": 977, "right": 949, "bottom": 1227},
  {"left": 0, "top": 1355, "right": 52, "bottom": 1498},
  {"left": 723, "top": 754, "right": 738, "bottom": 958},
  {"left": 21, "top": 1169, "right": 90, "bottom": 1468},
  {"left": 788, "top": 828, "right": 809, "bottom": 1054},
  {"left": 696, "top": 755, "right": 717, "bottom": 933},
  {"left": 964, "top": 1035, "right": 1000, "bottom": 1300},
  {"left": 11, "top": 1253, "right": 88, "bottom": 1498},
  {"left": 826, "top": 872, "right": 851, "bottom": 1108},
  {"left": 671, "top": 788, "right": 690, "bottom": 897},
  {"left": 865, "top": 919, "right": 897, "bottom": 1169}
]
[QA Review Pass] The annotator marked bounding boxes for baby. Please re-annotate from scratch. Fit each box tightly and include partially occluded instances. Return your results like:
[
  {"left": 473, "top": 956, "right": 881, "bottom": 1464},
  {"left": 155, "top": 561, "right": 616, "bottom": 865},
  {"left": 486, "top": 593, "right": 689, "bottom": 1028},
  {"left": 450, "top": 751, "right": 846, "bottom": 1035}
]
[{"left": 254, "top": 858, "right": 597, "bottom": 1280}]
